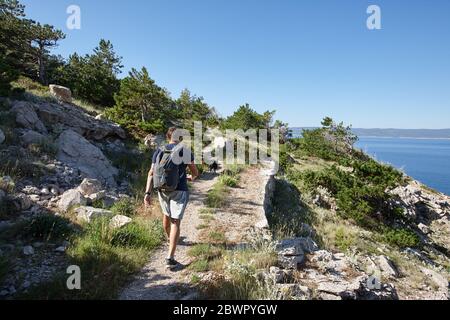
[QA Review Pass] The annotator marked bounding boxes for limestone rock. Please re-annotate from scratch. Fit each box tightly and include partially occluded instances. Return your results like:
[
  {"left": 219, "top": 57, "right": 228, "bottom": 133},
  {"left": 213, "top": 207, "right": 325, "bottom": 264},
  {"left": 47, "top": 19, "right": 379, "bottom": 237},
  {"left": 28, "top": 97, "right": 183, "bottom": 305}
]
[
  {"left": 11, "top": 101, "right": 47, "bottom": 134},
  {"left": 57, "top": 130, "right": 118, "bottom": 186},
  {"left": 49, "top": 84, "right": 72, "bottom": 103},
  {"left": 317, "top": 276, "right": 364, "bottom": 300},
  {"left": 12, "top": 193, "right": 32, "bottom": 211},
  {"left": 110, "top": 215, "right": 132, "bottom": 229},
  {"left": 269, "top": 266, "right": 293, "bottom": 284},
  {"left": 88, "top": 191, "right": 106, "bottom": 203},
  {"left": 75, "top": 206, "right": 112, "bottom": 222},
  {"left": 418, "top": 223, "right": 431, "bottom": 234},
  {"left": 421, "top": 268, "right": 449, "bottom": 293},
  {"left": 20, "top": 130, "right": 46, "bottom": 146},
  {"left": 278, "top": 254, "right": 305, "bottom": 269},
  {"left": 144, "top": 134, "right": 165, "bottom": 148},
  {"left": 275, "top": 284, "right": 311, "bottom": 300},
  {"left": 78, "top": 178, "right": 102, "bottom": 196},
  {"left": 23, "top": 245, "right": 34, "bottom": 256},
  {"left": 58, "top": 189, "right": 87, "bottom": 212},
  {"left": 276, "top": 237, "right": 318, "bottom": 255},
  {"left": 37, "top": 102, "right": 125, "bottom": 141},
  {"left": 376, "top": 255, "right": 400, "bottom": 278}
]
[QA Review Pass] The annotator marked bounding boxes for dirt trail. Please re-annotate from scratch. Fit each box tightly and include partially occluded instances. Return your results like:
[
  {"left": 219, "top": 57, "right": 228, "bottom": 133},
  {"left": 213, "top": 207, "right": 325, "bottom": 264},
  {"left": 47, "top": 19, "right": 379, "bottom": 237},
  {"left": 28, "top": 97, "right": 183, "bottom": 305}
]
[
  {"left": 119, "top": 172, "right": 219, "bottom": 300},
  {"left": 120, "top": 164, "right": 272, "bottom": 300}
]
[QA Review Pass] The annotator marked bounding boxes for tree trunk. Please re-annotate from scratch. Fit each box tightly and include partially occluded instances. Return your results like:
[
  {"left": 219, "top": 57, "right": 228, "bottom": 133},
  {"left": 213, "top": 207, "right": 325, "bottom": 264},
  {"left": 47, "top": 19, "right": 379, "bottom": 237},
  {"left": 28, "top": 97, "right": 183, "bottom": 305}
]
[{"left": 37, "top": 46, "right": 46, "bottom": 85}]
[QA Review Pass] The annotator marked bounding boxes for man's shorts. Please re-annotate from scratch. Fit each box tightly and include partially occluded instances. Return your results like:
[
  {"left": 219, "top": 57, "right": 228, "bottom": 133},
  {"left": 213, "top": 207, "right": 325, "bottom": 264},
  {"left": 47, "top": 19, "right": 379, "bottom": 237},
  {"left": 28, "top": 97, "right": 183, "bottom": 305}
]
[{"left": 157, "top": 190, "right": 189, "bottom": 220}]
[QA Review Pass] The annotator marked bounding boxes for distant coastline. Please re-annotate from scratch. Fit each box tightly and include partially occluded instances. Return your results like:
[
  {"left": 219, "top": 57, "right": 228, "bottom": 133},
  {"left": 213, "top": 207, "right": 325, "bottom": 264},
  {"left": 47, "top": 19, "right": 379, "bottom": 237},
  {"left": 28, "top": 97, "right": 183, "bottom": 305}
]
[{"left": 291, "top": 128, "right": 450, "bottom": 140}]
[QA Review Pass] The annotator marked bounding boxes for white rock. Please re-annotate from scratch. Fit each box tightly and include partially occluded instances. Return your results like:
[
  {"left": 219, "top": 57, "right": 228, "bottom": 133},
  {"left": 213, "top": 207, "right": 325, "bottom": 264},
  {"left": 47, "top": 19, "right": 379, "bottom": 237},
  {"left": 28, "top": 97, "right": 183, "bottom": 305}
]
[
  {"left": 23, "top": 245, "right": 34, "bottom": 256},
  {"left": 275, "top": 284, "right": 311, "bottom": 300},
  {"left": 376, "top": 255, "right": 400, "bottom": 278},
  {"left": 78, "top": 178, "right": 102, "bottom": 196},
  {"left": 276, "top": 237, "right": 312, "bottom": 256},
  {"left": 110, "top": 215, "right": 132, "bottom": 229},
  {"left": 54, "top": 246, "right": 66, "bottom": 253},
  {"left": 75, "top": 206, "right": 112, "bottom": 222},
  {"left": 421, "top": 268, "right": 449, "bottom": 292},
  {"left": 57, "top": 130, "right": 118, "bottom": 187},
  {"left": 11, "top": 101, "right": 48, "bottom": 134},
  {"left": 278, "top": 254, "right": 305, "bottom": 269},
  {"left": 418, "top": 223, "right": 431, "bottom": 234},
  {"left": 88, "top": 191, "right": 106, "bottom": 202},
  {"left": 49, "top": 84, "right": 72, "bottom": 103},
  {"left": 58, "top": 189, "right": 87, "bottom": 212}
]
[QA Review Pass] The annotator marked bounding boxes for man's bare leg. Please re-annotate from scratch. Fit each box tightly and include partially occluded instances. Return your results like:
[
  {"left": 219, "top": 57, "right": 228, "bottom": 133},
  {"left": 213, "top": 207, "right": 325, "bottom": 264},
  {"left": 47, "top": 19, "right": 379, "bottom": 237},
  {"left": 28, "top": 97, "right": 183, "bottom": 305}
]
[
  {"left": 163, "top": 214, "right": 171, "bottom": 239},
  {"left": 168, "top": 218, "right": 181, "bottom": 259}
]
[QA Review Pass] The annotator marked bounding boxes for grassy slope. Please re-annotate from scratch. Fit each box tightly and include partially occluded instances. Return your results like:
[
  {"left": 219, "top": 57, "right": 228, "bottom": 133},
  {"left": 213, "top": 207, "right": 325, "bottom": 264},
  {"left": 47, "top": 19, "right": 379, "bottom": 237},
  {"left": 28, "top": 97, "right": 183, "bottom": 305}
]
[{"left": 1, "top": 79, "right": 166, "bottom": 299}]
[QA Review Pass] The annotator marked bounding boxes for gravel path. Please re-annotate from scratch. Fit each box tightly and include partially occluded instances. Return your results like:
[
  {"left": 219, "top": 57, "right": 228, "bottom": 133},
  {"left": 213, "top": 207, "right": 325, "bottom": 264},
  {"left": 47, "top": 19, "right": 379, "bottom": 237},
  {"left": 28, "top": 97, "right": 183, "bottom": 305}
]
[{"left": 119, "top": 172, "right": 219, "bottom": 300}]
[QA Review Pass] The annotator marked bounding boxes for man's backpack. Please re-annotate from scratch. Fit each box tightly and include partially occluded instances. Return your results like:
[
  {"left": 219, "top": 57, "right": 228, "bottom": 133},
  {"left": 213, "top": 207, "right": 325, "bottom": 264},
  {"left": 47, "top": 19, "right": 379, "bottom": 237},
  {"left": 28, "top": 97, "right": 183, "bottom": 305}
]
[{"left": 153, "top": 146, "right": 181, "bottom": 192}]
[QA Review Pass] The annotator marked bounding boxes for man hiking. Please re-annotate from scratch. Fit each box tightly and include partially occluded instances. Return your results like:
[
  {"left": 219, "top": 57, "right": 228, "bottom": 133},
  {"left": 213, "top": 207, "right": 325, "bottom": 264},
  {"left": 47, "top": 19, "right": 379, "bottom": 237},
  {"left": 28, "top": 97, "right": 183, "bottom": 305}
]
[{"left": 144, "top": 127, "right": 199, "bottom": 270}]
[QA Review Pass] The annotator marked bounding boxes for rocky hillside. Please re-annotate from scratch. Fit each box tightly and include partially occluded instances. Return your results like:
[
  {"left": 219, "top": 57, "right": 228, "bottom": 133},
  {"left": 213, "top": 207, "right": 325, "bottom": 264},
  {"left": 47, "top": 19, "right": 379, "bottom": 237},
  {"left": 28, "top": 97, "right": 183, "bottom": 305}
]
[{"left": 0, "top": 90, "right": 162, "bottom": 299}]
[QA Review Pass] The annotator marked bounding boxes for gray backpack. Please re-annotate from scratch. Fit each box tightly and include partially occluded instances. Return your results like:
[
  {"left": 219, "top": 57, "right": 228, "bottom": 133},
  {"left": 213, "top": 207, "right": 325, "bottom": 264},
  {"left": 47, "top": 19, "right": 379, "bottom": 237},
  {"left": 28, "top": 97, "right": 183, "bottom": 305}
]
[{"left": 153, "top": 146, "right": 181, "bottom": 192}]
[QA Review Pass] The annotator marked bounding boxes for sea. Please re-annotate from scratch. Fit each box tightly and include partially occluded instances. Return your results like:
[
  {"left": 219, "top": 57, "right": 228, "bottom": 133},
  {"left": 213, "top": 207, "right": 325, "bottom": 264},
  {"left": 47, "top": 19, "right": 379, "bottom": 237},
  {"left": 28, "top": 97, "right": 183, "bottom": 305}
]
[
  {"left": 356, "top": 137, "right": 450, "bottom": 196},
  {"left": 290, "top": 128, "right": 450, "bottom": 195}
]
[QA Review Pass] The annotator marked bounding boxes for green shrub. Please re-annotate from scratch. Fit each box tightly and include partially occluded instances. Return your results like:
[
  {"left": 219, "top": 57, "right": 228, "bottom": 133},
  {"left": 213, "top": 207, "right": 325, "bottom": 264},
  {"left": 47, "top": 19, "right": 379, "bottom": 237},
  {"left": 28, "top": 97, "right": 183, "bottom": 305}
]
[
  {"left": 334, "top": 227, "right": 355, "bottom": 251},
  {"left": 110, "top": 220, "right": 164, "bottom": 249},
  {"left": 189, "top": 258, "right": 210, "bottom": 272},
  {"left": 188, "top": 244, "right": 223, "bottom": 260},
  {"left": 20, "top": 217, "right": 165, "bottom": 299},
  {"left": 205, "top": 182, "right": 229, "bottom": 208},
  {"left": 223, "top": 164, "right": 244, "bottom": 177},
  {"left": 110, "top": 198, "right": 136, "bottom": 217},
  {"left": 21, "top": 214, "right": 74, "bottom": 241},
  {"left": 219, "top": 175, "right": 238, "bottom": 188},
  {"left": 382, "top": 228, "right": 420, "bottom": 248},
  {"left": 208, "top": 231, "right": 226, "bottom": 243}
]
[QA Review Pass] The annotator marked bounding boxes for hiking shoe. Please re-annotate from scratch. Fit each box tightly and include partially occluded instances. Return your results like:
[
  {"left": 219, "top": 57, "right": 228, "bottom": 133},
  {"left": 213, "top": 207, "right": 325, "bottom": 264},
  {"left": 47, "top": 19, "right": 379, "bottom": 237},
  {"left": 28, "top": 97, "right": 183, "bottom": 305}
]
[{"left": 165, "top": 258, "right": 179, "bottom": 270}]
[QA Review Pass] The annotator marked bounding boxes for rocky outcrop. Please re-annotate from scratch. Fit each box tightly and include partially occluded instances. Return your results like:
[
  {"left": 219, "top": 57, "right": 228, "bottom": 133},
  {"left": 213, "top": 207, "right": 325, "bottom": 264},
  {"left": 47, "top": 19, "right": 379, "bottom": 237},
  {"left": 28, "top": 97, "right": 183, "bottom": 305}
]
[
  {"left": 11, "top": 101, "right": 48, "bottom": 134},
  {"left": 367, "top": 255, "right": 400, "bottom": 278},
  {"left": 110, "top": 215, "right": 132, "bottom": 229},
  {"left": 57, "top": 130, "right": 118, "bottom": 187},
  {"left": 390, "top": 180, "right": 450, "bottom": 220},
  {"left": 58, "top": 189, "right": 87, "bottom": 212},
  {"left": 36, "top": 101, "right": 125, "bottom": 141},
  {"left": 75, "top": 206, "right": 112, "bottom": 222},
  {"left": 20, "top": 130, "right": 46, "bottom": 146},
  {"left": 255, "top": 160, "right": 277, "bottom": 230},
  {"left": 49, "top": 85, "right": 72, "bottom": 103},
  {"left": 144, "top": 134, "right": 165, "bottom": 148},
  {"left": 78, "top": 178, "right": 102, "bottom": 196},
  {"left": 421, "top": 267, "right": 449, "bottom": 299}
]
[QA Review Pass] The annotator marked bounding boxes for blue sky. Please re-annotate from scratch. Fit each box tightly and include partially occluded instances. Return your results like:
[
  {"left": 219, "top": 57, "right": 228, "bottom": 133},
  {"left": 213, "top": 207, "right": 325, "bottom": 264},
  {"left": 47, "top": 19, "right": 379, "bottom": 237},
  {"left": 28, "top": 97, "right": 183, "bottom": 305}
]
[{"left": 21, "top": 0, "right": 450, "bottom": 128}]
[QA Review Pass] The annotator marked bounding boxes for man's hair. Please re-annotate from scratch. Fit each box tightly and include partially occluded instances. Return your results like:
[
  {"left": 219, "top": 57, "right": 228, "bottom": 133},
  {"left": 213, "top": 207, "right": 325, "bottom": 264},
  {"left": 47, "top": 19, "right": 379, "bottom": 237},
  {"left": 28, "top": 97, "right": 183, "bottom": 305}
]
[{"left": 166, "top": 127, "right": 180, "bottom": 141}]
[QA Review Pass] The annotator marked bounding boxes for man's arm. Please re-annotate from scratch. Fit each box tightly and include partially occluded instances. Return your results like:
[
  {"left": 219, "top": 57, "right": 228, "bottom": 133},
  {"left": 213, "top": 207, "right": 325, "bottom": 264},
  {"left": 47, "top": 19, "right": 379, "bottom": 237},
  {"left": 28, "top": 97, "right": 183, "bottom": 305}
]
[
  {"left": 187, "top": 162, "right": 199, "bottom": 181},
  {"left": 144, "top": 164, "right": 154, "bottom": 206}
]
